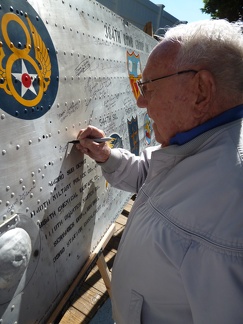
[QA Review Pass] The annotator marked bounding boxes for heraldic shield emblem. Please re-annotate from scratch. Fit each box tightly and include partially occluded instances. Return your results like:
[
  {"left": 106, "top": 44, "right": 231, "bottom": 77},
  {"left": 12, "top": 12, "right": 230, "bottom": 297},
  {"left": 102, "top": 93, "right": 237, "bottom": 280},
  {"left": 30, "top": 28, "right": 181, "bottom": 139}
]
[
  {"left": 127, "top": 51, "right": 142, "bottom": 100},
  {"left": 0, "top": 0, "right": 59, "bottom": 119}
]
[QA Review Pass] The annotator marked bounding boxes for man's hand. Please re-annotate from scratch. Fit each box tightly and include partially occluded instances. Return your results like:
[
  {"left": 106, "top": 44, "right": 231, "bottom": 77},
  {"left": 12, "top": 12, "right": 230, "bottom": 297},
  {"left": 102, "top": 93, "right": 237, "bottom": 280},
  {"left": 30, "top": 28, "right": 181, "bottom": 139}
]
[{"left": 76, "top": 126, "right": 111, "bottom": 163}]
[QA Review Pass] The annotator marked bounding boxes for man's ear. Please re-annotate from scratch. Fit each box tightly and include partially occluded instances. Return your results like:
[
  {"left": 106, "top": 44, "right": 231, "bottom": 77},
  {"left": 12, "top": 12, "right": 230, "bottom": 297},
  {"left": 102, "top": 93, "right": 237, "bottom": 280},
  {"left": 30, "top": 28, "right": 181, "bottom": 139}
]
[{"left": 194, "top": 70, "right": 216, "bottom": 117}]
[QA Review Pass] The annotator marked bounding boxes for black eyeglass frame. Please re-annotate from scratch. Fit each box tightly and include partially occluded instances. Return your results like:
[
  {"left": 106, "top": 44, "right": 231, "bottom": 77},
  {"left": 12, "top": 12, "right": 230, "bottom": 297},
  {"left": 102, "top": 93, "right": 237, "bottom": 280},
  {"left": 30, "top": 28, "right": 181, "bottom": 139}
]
[{"left": 136, "top": 69, "right": 198, "bottom": 96}]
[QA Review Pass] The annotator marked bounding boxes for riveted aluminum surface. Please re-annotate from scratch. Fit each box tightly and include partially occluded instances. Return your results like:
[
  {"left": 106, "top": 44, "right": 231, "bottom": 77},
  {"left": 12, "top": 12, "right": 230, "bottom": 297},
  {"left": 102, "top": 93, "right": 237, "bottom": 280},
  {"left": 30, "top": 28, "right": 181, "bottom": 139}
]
[{"left": 0, "top": 0, "right": 157, "bottom": 322}]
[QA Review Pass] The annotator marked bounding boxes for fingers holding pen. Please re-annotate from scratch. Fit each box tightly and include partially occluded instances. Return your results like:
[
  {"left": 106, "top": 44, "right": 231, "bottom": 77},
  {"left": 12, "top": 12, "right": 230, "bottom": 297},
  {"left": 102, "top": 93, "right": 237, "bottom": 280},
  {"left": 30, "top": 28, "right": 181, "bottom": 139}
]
[
  {"left": 77, "top": 138, "right": 111, "bottom": 163},
  {"left": 77, "top": 125, "right": 105, "bottom": 151},
  {"left": 78, "top": 125, "right": 105, "bottom": 141},
  {"left": 76, "top": 126, "right": 111, "bottom": 163}
]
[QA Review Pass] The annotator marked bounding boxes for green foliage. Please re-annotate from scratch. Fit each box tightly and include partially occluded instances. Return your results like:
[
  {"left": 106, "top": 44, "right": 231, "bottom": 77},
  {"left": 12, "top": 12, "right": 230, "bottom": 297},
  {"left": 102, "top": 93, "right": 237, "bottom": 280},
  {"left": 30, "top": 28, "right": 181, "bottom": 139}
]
[{"left": 202, "top": 0, "right": 243, "bottom": 21}]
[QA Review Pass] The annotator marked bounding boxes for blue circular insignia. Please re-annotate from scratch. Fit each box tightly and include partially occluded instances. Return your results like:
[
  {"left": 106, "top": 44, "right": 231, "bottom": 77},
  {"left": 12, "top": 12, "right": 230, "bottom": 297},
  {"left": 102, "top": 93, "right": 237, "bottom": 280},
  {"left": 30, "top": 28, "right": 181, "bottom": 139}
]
[{"left": 0, "top": 0, "right": 59, "bottom": 119}]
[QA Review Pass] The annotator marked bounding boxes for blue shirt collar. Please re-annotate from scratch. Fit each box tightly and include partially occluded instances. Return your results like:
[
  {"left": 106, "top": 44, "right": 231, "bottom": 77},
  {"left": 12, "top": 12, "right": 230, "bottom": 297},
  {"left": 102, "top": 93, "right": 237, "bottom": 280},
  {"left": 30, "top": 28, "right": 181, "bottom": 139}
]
[{"left": 169, "top": 104, "right": 243, "bottom": 146}]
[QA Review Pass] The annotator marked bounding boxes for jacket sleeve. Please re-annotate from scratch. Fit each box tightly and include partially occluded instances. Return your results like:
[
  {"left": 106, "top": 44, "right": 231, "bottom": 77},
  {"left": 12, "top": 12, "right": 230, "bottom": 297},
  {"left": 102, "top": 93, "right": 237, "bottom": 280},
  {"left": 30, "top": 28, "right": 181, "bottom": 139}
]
[
  {"left": 181, "top": 241, "right": 243, "bottom": 324},
  {"left": 98, "top": 147, "right": 155, "bottom": 193}
]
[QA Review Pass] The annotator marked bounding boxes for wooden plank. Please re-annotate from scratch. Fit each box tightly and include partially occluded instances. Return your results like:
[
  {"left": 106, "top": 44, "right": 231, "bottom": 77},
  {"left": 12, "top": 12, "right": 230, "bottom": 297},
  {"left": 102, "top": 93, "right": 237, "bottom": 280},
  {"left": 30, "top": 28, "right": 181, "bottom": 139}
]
[
  {"left": 122, "top": 196, "right": 135, "bottom": 214},
  {"left": 85, "top": 267, "right": 103, "bottom": 288},
  {"left": 103, "top": 250, "right": 116, "bottom": 272},
  {"left": 103, "top": 249, "right": 116, "bottom": 262},
  {"left": 48, "top": 224, "right": 115, "bottom": 323},
  {"left": 72, "top": 286, "right": 108, "bottom": 316},
  {"left": 59, "top": 306, "right": 89, "bottom": 324},
  {"left": 116, "top": 214, "right": 128, "bottom": 226},
  {"left": 57, "top": 199, "right": 132, "bottom": 323},
  {"left": 97, "top": 253, "right": 112, "bottom": 297},
  {"left": 78, "top": 285, "right": 105, "bottom": 305},
  {"left": 87, "top": 275, "right": 107, "bottom": 293}
]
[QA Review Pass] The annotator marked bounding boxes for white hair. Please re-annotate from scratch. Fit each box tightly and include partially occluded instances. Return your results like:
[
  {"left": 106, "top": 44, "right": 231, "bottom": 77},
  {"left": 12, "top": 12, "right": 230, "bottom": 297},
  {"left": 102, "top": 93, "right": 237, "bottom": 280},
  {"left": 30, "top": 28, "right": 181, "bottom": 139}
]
[{"left": 163, "top": 20, "right": 243, "bottom": 96}]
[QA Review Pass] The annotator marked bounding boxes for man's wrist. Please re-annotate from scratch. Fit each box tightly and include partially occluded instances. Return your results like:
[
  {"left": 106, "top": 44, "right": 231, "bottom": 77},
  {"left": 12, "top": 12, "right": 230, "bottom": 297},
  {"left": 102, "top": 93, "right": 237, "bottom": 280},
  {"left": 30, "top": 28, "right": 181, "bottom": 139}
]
[{"left": 96, "top": 148, "right": 122, "bottom": 173}]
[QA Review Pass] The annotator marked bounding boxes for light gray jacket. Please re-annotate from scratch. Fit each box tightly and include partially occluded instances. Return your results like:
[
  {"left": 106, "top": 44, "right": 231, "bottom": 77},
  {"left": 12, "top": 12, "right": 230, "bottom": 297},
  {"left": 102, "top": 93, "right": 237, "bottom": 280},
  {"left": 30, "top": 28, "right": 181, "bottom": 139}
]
[{"left": 101, "top": 120, "right": 243, "bottom": 324}]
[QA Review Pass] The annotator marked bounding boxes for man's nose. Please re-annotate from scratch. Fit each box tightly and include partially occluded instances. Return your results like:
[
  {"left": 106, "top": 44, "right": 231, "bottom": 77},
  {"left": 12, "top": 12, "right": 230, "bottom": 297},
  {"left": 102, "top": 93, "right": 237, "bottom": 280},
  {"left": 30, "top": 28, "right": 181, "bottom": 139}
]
[{"left": 137, "top": 93, "right": 148, "bottom": 108}]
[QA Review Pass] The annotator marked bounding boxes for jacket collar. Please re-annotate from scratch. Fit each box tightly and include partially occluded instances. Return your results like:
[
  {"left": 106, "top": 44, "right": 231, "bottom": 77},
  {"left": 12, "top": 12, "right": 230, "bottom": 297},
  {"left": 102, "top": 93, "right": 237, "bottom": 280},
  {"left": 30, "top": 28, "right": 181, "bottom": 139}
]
[{"left": 169, "top": 104, "right": 243, "bottom": 146}]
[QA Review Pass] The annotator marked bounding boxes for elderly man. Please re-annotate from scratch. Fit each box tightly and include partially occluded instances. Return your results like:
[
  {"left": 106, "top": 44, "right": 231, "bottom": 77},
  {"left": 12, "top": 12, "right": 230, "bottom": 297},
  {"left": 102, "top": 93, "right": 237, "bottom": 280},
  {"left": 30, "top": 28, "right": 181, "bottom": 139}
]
[{"left": 76, "top": 20, "right": 243, "bottom": 323}]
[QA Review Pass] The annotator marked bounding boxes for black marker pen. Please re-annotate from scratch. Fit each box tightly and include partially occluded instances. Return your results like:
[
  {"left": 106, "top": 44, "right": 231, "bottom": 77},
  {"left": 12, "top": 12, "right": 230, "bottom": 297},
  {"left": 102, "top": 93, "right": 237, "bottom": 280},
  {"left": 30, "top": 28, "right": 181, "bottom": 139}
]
[{"left": 68, "top": 137, "right": 112, "bottom": 144}]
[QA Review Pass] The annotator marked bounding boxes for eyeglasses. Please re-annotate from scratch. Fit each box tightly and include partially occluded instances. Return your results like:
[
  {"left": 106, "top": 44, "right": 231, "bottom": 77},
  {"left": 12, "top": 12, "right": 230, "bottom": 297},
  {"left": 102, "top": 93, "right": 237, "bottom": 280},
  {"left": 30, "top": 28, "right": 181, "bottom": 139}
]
[{"left": 136, "top": 69, "right": 198, "bottom": 96}]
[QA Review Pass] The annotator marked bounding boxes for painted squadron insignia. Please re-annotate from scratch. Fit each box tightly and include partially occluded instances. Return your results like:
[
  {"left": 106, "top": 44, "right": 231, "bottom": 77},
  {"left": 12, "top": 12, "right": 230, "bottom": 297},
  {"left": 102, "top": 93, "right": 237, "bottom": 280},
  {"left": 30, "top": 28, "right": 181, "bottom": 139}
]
[
  {"left": 109, "top": 133, "right": 123, "bottom": 149},
  {"left": 127, "top": 51, "right": 142, "bottom": 100},
  {"left": 0, "top": 1, "right": 59, "bottom": 119},
  {"left": 127, "top": 116, "right": 139, "bottom": 156},
  {"left": 144, "top": 113, "right": 152, "bottom": 145}
]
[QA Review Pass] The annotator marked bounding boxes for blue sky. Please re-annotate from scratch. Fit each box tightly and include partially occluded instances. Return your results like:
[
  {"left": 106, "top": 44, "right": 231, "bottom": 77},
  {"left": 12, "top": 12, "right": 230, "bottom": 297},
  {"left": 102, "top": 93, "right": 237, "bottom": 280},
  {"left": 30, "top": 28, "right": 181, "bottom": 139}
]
[{"left": 151, "top": 0, "right": 211, "bottom": 22}]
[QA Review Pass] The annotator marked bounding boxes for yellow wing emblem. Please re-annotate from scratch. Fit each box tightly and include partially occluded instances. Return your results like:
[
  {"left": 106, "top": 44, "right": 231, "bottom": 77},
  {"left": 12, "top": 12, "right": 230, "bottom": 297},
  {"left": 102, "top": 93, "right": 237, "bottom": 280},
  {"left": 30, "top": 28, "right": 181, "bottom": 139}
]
[
  {"left": 26, "top": 16, "right": 51, "bottom": 92},
  {"left": 0, "top": 42, "right": 11, "bottom": 95}
]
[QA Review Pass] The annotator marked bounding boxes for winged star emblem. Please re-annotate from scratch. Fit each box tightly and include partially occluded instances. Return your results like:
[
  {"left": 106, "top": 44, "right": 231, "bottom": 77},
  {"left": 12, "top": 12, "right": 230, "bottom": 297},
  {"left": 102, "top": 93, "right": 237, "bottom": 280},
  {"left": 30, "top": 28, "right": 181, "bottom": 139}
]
[{"left": 0, "top": 13, "right": 51, "bottom": 107}]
